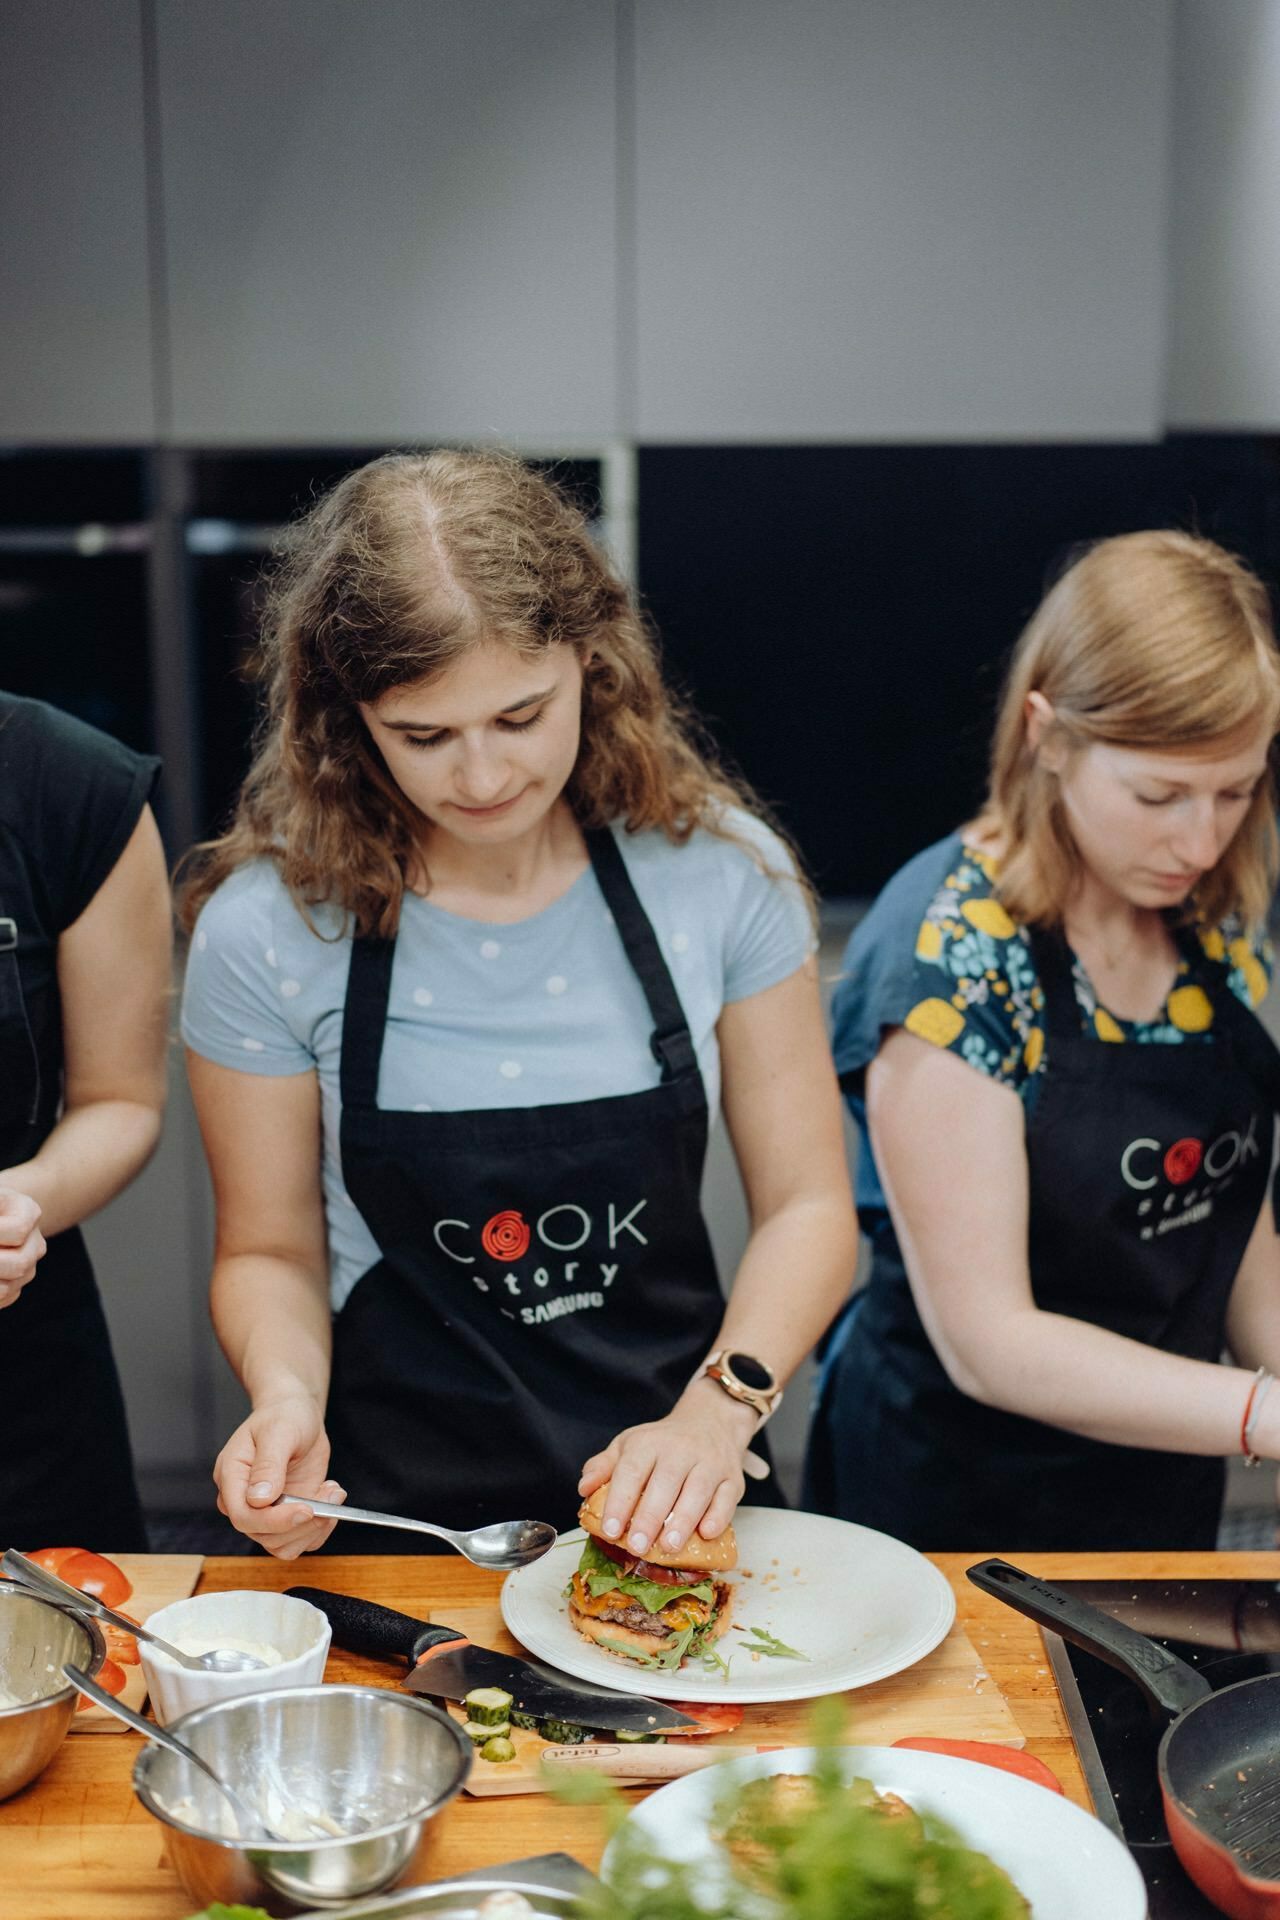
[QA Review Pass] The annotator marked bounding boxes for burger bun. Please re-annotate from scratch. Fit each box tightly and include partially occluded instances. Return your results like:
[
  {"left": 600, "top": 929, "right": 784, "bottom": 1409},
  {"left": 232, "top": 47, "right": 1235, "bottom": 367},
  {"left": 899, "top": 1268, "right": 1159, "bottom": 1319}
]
[{"left": 577, "top": 1483, "right": 738, "bottom": 1572}]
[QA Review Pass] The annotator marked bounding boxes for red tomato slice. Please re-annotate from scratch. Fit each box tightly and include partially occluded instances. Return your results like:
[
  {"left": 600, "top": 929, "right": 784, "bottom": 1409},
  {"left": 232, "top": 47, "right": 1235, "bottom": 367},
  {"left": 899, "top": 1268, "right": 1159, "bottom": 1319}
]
[
  {"left": 102, "top": 1614, "right": 141, "bottom": 1665},
  {"left": 53, "top": 1550, "right": 133, "bottom": 1609},
  {"left": 76, "top": 1657, "right": 127, "bottom": 1707},
  {"left": 18, "top": 1547, "right": 84, "bottom": 1578},
  {"left": 892, "top": 1737, "right": 1064, "bottom": 1793},
  {"left": 664, "top": 1701, "right": 746, "bottom": 1737}
]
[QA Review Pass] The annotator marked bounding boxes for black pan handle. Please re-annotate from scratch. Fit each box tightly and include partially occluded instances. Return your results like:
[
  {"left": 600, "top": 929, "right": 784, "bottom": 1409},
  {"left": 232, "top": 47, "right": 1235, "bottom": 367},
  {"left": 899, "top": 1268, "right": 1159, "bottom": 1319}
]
[
  {"left": 287, "top": 1587, "right": 466, "bottom": 1663},
  {"left": 967, "top": 1558, "right": 1212, "bottom": 1721}
]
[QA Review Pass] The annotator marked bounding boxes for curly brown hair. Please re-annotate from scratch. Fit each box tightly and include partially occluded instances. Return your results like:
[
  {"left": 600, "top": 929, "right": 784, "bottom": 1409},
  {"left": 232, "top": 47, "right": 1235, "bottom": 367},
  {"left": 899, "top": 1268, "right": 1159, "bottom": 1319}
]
[{"left": 178, "top": 449, "right": 803, "bottom": 937}]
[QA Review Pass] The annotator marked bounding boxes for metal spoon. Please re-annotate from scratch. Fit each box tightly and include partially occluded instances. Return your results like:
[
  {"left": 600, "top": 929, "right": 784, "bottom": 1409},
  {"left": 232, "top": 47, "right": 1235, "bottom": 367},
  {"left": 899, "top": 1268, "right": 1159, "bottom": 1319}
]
[
  {"left": 3, "top": 1549, "right": 266, "bottom": 1673},
  {"left": 271, "top": 1496, "right": 557, "bottom": 1569},
  {"left": 62, "top": 1663, "right": 289, "bottom": 1841}
]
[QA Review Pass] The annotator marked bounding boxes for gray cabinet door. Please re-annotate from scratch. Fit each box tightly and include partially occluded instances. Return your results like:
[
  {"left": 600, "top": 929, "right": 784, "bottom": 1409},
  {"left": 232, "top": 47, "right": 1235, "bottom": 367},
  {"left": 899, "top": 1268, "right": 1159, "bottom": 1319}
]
[
  {"left": 0, "top": 1, "right": 155, "bottom": 442},
  {"left": 632, "top": 0, "right": 1171, "bottom": 441},
  {"left": 156, "top": 0, "right": 619, "bottom": 445}
]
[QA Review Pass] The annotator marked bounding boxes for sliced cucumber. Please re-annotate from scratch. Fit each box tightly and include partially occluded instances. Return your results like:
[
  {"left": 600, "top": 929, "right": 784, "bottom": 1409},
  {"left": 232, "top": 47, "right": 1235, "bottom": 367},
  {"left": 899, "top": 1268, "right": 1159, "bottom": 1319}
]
[
  {"left": 480, "top": 1734, "right": 517, "bottom": 1763},
  {"left": 463, "top": 1718, "right": 511, "bottom": 1745},
  {"left": 613, "top": 1729, "right": 666, "bottom": 1743},
  {"left": 540, "top": 1718, "right": 589, "bottom": 1746},
  {"left": 462, "top": 1687, "right": 514, "bottom": 1727},
  {"left": 509, "top": 1707, "right": 541, "bottom": 1732}
]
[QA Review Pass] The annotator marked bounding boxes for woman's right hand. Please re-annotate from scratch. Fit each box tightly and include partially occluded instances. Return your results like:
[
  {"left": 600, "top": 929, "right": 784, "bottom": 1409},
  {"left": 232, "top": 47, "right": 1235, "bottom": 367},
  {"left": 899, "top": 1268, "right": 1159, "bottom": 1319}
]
[
  {"left": 213, "top": 1392, "right": 346, "bottom": 1557},
  {"left": 0, "top": 1184, "right": 46, "bottom": 1308}
]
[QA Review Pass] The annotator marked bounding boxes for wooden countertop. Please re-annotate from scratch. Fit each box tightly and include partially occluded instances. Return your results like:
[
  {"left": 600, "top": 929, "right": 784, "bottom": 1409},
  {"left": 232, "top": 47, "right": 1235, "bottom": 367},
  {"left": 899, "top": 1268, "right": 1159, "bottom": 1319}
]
[{"left": 7, "top": 1548, "right": 1279, "bottom": 1917}]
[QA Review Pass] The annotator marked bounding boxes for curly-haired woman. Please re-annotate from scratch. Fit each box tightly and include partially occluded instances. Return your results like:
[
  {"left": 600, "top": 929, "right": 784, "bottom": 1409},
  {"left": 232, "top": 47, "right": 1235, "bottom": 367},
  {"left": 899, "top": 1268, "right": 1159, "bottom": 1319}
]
[
  {"left": 805, "top": 531, "right": 1280, "bottom": 1551},
  {"left": 180, "top": 450, "right": 856, "bottom": 1557}
]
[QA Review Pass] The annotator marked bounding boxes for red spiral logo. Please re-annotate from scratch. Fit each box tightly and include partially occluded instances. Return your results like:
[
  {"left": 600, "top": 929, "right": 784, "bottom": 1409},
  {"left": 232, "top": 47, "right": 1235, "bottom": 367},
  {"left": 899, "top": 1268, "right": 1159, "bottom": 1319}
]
[
  {"left": 481, "top": 1210, "right": 530, "bottom": 1261},
  {"left": 1163, "top": 1138, "right": 1203, "bottom": 1186}
]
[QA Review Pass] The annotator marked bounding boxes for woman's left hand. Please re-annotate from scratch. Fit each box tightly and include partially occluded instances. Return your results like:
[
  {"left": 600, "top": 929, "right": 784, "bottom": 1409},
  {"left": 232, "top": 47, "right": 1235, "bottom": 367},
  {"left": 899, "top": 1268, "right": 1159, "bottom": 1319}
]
[
  {"left": 578, "top": 1381, "right": 759, "bottom": 1556},
  {"left": 0, "top": 1184, "right": 46, "bottom": 1307}
]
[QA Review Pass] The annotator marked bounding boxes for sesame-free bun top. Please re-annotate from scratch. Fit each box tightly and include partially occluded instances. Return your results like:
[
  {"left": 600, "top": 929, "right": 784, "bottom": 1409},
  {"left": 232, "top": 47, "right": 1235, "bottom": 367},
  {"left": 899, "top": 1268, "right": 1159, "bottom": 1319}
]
[{"left": 578, "top": 1483, "right": 738, "bottom": 1573}]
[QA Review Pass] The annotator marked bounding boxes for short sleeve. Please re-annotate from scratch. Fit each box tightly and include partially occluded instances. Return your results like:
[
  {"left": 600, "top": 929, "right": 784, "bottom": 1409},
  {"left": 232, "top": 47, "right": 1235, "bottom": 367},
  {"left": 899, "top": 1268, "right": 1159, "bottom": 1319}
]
[
  {"left": 716, "top": 813, "right": 815, "bottom": 1004},
  {"left": 0, "top": 698, "right": 160, "bottom": 932},
  {"left": 832, "top": 839, "right": 1044, "bottom": 1099},
  {"left": 181, "top": 865, "right": 316, "bottom": 1075}
]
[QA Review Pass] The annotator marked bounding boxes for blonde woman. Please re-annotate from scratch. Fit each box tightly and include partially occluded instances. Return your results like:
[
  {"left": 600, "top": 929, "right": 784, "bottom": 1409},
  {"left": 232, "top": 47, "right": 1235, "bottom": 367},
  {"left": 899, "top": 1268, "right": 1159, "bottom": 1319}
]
[
  {"left": 180, "top": 451, "right": 856, "bottom": 1558},
  {"left": 805, "top": 531, "right": 1280, "bottom": 1550}
]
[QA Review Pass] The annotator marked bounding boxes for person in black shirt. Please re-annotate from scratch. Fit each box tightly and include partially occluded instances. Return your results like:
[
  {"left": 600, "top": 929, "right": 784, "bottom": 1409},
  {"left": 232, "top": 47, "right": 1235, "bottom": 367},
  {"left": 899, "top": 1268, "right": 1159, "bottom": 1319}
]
[{"left": 0, "top": 694, "right": 171, "bottom": 1548}]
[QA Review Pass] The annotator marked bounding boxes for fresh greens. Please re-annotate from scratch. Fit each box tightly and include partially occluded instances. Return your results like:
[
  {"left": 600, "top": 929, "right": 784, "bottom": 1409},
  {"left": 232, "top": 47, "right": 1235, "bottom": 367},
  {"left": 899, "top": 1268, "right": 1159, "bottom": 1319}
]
[
  {"left": 577, "top": 1536, "right": 715, "bottom": 1614},
  {"left": 184, "top": 1907, "right": 272, "bottom": 1920},
  {"left": 555, "top": 1699, "right": 1030, "bottom": 1920},
  {"left": 739, "top": 1624, "right": 809, "bottom": 1661},
  {"left": 700, "top": 1642, "right": 735, "bottom": 1680}
]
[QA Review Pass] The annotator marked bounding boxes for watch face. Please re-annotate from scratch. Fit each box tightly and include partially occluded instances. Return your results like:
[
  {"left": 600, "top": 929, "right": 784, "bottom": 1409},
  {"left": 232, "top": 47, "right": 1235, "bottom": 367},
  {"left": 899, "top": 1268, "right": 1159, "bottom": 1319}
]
[{"left": 726, "top": 1351, "right": 774, "bottom": 1392}]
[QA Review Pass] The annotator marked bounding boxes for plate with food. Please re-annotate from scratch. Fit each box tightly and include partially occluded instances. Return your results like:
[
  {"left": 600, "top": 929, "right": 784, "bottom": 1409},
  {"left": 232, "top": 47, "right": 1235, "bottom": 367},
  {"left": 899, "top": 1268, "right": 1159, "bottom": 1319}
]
[
  {"left": 499, "top": 1497, "right": 955, "bottom": 1703},
  {"left": 599, "top": 1744, "right": 1146, "bottom": 1920}
]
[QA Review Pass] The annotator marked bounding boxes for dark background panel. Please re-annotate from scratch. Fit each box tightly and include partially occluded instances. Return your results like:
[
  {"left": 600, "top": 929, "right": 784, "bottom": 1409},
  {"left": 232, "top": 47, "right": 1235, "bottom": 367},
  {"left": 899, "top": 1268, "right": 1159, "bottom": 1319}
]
[
  {"left": 0, "top": 552, "right": 154, "bottom": 754},
  {"left": 637, "top": 437, "right": 1280, "bottom": 897}
]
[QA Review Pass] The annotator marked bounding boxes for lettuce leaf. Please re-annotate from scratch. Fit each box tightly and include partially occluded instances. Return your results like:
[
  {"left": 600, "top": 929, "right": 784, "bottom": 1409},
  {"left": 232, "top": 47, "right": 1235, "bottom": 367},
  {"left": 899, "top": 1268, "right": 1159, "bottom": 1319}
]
[{"left": 577, "top": 1535, "right": 715, "bottom": 1614}]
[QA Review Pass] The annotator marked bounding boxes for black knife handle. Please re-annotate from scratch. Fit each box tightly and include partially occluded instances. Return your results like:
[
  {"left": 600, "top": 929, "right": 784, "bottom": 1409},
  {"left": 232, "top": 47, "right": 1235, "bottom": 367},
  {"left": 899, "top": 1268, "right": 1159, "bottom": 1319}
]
[{"left": 287, "top": 1587, "right": 466, "bottom": 1663}]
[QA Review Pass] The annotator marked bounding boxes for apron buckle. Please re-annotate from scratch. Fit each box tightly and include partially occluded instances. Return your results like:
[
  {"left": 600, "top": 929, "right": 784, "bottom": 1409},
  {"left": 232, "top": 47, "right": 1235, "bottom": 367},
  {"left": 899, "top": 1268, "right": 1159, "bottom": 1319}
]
[
  {"left": 0, "top": 919, "right": 15, "bottom": 953},
  {"left": 650, "top": 1024, "right": 697, "bottom": 1078}
]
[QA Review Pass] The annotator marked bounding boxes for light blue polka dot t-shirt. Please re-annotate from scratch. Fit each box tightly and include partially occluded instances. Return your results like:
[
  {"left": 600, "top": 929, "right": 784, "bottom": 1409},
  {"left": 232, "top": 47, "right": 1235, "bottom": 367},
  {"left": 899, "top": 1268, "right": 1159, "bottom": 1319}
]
[{"left": 181, "top": 812, "right": 812, "bottom": 1310}]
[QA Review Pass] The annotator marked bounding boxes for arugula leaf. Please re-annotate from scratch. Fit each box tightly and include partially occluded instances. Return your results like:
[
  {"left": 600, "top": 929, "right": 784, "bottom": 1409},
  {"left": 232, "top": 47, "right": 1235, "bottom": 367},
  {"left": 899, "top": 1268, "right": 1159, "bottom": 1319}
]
[
  {"left": 700, "top": 1642, "right": 734, "bottom": 1681},
  {"left": 740, "top": 1624, "right": 809, "bottom": 1660}
]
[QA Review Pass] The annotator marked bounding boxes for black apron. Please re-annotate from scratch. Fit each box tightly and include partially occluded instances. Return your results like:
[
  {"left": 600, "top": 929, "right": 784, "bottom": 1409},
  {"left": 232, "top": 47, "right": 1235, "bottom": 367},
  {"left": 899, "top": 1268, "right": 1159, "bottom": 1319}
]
[
  {"left": 324, "top": 827, "right": 780, "bottom": 1550},
  {"left": 805, "top": 926, "right": 1280, "bottom": 1551},
  {"left": 0, "top": 887, "right": 147, "bottom": 1551}
]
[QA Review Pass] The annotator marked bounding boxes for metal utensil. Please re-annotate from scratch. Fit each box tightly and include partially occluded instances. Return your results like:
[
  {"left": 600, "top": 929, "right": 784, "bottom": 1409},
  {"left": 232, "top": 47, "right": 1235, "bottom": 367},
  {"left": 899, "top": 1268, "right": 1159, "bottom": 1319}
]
[
  {"left": 62, "top": 1662, "right": 290, "bottom": 1841},
  {"left": 274, "top": 1497, "right": 557, "bottom": 1570},
  {"left": 0, "top": 1587, "right": 105, "bottom": 1801},
  {"left": 132, "top": 1684, "right": 472, "bottom": 1910},
  {"left": 3, "top": 1548, "right": 266, "bottom": 1674},
  {"left": 288, "top": 1588, "right": 699, "bottom": 1734}
]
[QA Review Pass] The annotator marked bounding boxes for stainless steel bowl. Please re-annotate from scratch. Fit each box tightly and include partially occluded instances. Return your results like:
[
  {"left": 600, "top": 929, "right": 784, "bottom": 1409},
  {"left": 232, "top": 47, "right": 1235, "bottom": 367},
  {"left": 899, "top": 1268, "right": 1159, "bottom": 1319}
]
[
  {"left": 132, "top": 1683, "right": 472, "bottom": 1913},
  {"left": 0, "top": 1583, "right": 106, "bottom": 1799}
]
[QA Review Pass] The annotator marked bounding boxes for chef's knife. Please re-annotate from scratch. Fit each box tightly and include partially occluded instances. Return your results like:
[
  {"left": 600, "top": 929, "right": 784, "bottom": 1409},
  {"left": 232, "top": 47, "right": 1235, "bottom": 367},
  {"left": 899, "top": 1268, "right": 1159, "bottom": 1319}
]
[{"left": 287, "top": 1587, "right": 699, "bottom": 1733}]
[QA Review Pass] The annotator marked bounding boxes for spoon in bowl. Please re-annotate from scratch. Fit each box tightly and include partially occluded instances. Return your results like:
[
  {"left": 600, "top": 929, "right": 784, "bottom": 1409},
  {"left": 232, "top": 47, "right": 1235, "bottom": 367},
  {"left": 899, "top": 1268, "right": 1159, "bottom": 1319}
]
[
  {"left": 269, "top": 1497, "right": 557, "bottom": 1569},
  {"left": 3, "top": 1549, "right": 267, "bottom": 1673},
  {"left": 62, "top": 1663, "right": 289, "bottom": 1839}
]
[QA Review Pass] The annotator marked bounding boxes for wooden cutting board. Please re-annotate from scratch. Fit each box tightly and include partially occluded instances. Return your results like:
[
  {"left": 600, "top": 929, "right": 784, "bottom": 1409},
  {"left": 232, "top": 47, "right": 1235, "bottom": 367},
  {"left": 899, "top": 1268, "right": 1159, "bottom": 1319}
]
[
  {"left": 435, "top": 1601, "right": 1022, "bottom": 1797},
  {"left": 62, "top": 1553, "right": 203, "bottom": 1732}
]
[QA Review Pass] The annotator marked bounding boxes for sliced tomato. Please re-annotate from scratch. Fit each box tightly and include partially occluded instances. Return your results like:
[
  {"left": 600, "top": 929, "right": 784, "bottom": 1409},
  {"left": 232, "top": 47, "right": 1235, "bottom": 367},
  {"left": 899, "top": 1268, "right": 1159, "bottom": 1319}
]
[
  {"left": 17, "top": 1546, "right": 83, "bottom": 1578},
  {"left": 12, "top": 1546, "right": 134, "bottom": 1609},
  {"left": 664, "top": 1701, "right": 746, "bottom": 1737},
  {"left": 53, "top": 1550, "right": 133, "bottom": 1609},
  {"left": 76, "top": 1657, "right": 127, "bottom": 1708},
  {"left": 892, "top": 1737, "right": 1064, "bottom": 1794},
  {"left": 102, "top": 1613, "right": 141, "bottom": 1665}
]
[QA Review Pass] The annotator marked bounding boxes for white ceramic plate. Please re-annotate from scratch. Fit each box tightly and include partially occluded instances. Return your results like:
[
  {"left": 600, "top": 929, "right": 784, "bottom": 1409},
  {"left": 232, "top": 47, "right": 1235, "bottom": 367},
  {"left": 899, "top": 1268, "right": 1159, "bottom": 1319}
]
[
  {"left": 499, "top": 1508, "right": 956, "bottom": 1703},
  {"left": 602, "top": 1745, "right": 1147, "bottom": 1920}
]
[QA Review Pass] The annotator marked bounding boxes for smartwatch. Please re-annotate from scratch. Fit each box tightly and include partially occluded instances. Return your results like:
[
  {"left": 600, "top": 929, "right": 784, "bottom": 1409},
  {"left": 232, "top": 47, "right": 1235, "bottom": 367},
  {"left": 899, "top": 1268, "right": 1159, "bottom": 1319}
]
[{"left": 703, "top": 1350, "right": 783, "bottom": 1424}]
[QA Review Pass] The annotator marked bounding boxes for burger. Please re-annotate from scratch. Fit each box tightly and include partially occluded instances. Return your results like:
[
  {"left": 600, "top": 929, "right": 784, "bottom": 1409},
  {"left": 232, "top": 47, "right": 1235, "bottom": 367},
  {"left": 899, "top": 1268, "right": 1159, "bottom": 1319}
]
[{"left": 567, "top": 1484, "right": 736, "bottom": 1670}]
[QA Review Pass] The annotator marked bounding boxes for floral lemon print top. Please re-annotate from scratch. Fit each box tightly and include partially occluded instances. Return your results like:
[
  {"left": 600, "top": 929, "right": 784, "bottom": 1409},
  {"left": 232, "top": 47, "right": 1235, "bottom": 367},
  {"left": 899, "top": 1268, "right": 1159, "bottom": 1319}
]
[
  {"left": 831, "top": 833, "right": 1272, "bottom": 1231},
  {"left": 901, "top": 842, "right": 1271, "bottom": 1098}
]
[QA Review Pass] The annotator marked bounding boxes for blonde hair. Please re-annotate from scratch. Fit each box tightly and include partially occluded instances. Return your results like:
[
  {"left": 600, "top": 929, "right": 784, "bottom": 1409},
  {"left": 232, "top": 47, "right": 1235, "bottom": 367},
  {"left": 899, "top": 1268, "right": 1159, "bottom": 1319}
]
[
  {"left": 178, "top": 449, "right": 805, "bottom": 937},
  {"left": 972, "top": 530, "right": 1280, "bottom": 932}
]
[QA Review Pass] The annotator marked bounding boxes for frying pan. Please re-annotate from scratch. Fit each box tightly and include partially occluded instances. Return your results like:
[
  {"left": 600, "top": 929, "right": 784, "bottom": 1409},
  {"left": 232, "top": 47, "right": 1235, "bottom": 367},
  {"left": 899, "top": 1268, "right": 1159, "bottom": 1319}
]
[{"left": 969, "top": 1558, "right": 1280, "bottom": 1919}]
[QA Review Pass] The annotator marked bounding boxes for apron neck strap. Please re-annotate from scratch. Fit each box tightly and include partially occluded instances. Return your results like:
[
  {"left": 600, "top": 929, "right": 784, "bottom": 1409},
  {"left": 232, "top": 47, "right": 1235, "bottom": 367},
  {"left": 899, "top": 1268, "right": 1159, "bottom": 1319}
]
[
  {"left": 1026, "top": 924, "right": 1079, "bottom": 1038},
  {"left": 584, "top": 827, "right": 700, "bottom": 1084}
]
